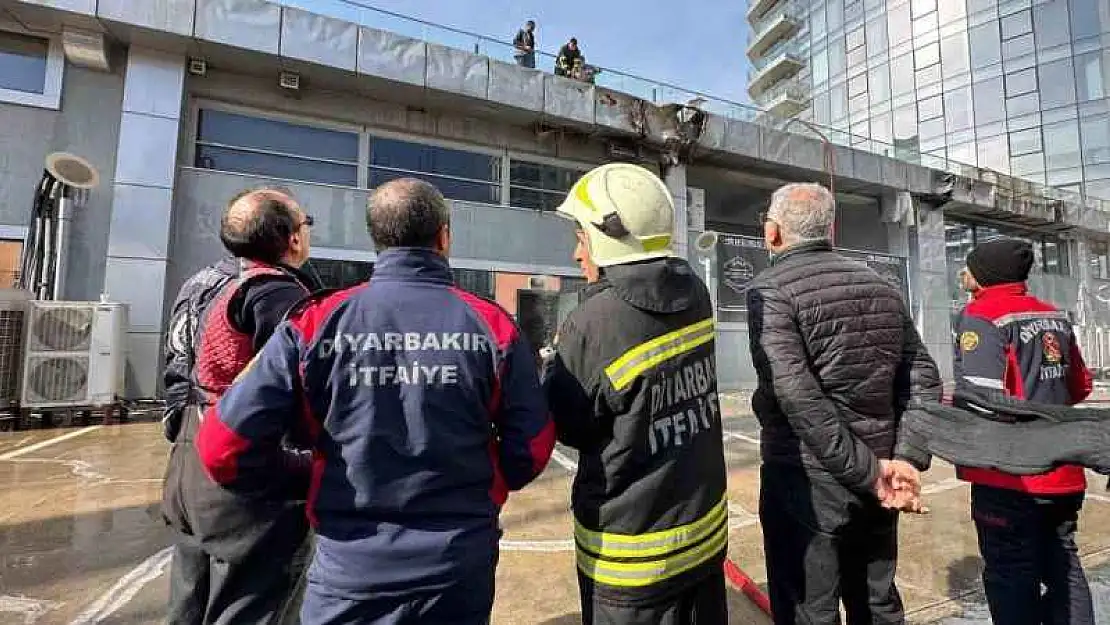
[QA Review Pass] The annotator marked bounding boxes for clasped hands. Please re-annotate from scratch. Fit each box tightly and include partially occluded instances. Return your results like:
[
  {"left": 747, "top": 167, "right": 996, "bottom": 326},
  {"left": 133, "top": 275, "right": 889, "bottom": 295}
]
[{"left": 874, "top": 459, "right": 929, "bottom": 514}]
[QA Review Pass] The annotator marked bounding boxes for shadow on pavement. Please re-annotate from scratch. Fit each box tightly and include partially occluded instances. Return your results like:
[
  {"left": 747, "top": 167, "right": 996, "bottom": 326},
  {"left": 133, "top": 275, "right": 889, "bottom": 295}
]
[{"left": 946, "top": 555, "right": 983, "bottom": 599}]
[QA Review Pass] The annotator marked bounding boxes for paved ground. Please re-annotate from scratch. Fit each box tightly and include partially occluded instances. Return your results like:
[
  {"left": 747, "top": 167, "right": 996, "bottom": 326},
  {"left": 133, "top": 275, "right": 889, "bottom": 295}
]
[{"left": 2, "top": 404, "right": 1110, "bottom": 624}]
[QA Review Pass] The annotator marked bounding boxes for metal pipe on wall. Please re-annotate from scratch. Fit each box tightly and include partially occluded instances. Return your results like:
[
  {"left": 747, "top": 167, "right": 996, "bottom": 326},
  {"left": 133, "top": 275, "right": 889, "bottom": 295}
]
[{"left": 52, "top": 190, "right": 71, "bottom": 301}]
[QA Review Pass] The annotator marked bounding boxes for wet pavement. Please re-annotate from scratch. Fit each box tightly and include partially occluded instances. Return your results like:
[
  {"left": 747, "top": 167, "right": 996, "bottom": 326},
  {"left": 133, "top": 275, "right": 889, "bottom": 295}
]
[{"left": 1, "top": 406, "right": 1109, "bottom": 624}]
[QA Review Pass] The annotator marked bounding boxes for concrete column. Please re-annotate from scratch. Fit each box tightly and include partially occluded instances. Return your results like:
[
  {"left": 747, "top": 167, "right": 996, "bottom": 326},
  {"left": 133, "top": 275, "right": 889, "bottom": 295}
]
[
  {"left": 663, "top": 163, "right": 689, "bottom": 260},
  {"left": 101, "top": 47, "right": 185, "bottom": 398}
]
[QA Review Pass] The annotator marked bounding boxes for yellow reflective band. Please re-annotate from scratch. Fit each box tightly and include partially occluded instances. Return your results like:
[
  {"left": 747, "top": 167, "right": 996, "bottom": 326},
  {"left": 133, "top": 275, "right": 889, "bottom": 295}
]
[
  {"left": 604, "top": 319, "right": 716, "bottom": 391},
  {"left": 641, "top": 234, "right": 672, "bottom": 252},
  {"left": 574, "top": 499, "right": 727, "bottom": 559},
  {"left": 575, "top": 518, "right": 728, "bottom": 588},
  {"left": 574, "top": 172, "right": 601, "bottom": 215}
]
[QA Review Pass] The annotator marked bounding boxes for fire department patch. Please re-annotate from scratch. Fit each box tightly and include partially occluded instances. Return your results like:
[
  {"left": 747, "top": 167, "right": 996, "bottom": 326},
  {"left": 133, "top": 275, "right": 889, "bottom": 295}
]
[
  {"left": 959, "top": 331, "right": 980, "bottom": 352},
  {"left": 1042, "top": 332, "right": 1062, "bottom": 364}
]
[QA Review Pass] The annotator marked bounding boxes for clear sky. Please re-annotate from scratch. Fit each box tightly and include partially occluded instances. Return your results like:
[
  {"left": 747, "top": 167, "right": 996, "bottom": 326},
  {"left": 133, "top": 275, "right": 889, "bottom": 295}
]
[{"left": 290, "top": 0, "right": 751, "bottom": 103}]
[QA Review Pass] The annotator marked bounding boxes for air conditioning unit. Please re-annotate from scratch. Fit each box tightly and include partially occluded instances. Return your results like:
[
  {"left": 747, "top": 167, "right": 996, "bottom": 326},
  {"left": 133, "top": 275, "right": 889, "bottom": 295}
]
[
  {"left": 0, "top": 289, "right": 33, "bottom": 409},
  {"left": 21, "top": 301, "right": 128, "bottom": 409}
]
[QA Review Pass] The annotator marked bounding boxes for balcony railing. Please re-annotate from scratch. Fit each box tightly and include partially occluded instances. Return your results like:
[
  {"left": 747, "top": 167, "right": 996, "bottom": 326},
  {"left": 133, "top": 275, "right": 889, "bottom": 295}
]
[
  {"left": 269, "top": 0, "right": 1110, "bottom": 215},
  {"left": 747, "top": 8, "right": 803, "bottom": 62}
]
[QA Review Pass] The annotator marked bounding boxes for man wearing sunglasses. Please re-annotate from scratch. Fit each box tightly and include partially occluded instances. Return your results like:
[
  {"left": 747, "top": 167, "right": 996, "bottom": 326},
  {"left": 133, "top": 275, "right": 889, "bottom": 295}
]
[{"left": 162, "top": 186, "right": 319, "bottom": 625}]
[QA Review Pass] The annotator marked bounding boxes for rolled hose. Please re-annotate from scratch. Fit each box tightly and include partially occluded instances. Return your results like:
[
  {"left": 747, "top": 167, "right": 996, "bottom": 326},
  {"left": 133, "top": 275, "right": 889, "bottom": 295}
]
[{"left": 724, "top": 557, "right": 773, "bottom": 617}]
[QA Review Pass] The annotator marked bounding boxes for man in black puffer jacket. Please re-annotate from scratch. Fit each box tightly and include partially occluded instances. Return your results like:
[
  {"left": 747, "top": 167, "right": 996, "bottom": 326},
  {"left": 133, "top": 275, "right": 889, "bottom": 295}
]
[{"left": 746, "top": 183, "right": 942, "bottom": 625}]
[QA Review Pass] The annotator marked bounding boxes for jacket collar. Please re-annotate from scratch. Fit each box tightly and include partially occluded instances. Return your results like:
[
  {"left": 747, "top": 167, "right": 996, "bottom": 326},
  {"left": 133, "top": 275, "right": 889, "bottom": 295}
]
[
  {"left": 232, "top": 257, "right": 320, "bottom": 290},
  {"left": 770, "top": 239, "right": 833, "bottom": 266},
  {"left": 597, "top": 257, "right": 697, "bottom": 314},
  {"left": 370, "top": 247, "right": 453, "bottom": 284},
  {"left": 972, "top": 282, "right": 1028, "bottom": 300}
]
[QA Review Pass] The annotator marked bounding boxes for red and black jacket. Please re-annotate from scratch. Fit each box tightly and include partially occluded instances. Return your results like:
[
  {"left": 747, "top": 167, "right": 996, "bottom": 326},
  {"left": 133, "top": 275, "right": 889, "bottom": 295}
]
[{"left": 953, "top": 282, "right": 1092, "bottom": 494}]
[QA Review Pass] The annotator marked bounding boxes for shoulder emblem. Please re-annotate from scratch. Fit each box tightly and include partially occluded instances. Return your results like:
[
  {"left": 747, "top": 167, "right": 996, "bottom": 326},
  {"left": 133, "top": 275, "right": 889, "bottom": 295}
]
[{"left": 959, "top": 331, "right": 979, "bottom": 353}]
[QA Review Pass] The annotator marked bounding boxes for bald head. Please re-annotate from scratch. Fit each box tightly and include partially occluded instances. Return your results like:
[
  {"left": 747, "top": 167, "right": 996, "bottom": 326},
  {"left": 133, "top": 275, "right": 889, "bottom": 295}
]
[
  {"left": 367, "top": 178, "right": 450, "bottom": 252},
  {"left": 219, "top": 187, "right": 307, "bottom": 265},
  {"left": 766, "top": 183, "right": 836, "bottom": 244}
]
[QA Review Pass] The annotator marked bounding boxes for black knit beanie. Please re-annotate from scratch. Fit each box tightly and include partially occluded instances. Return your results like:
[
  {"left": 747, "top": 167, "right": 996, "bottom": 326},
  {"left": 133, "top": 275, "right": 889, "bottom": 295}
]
[{"left": 966, "top": 238, "right": 1035, "bottom": 287}]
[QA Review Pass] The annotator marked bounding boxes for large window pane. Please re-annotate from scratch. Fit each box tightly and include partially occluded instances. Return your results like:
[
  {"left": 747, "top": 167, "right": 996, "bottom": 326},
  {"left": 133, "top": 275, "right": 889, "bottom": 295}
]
[
  {"left": 915, "top": 42, "right": 941, "bottom": 68},
  {"left": 847, "top": 27, "right": 866, "bottom": 50},
  {"left": 891, "top": 54, "right": 916, "bottom": 95},
  {"left": 1081, "top": 114, "right": 1110, "bottom": 165},
  {"left": 872, "top": 112, "right": 894, "bottom": 143},
  {"left": 889, "top": 4, "right": 912, "bottom": 45},
  {"left": 1005, "top": 67, "right": 1037, "bottom": 95},
  {"left": 195, "top": 145, "right": 358, "bottom": 186},
  {"left": 1088, "top": 179, "right": 1110, "bottom": 200},
  {"left": 813, "top": 47, "right": 830, "bottom": 84},
  {"left": 1001, "top": 33, "right": 1033, "bottom": 60},
  {"left": 1076, "top": 52, "right": 1105, "bottom": 101},
  {"left": 944, "top": 86, "right": 973, "bottom": 131},
  {"left": 829, "top": 38, "right": 846, "bottom": 78},
  {"left": 814, "top": 91, "right": 832, "bottom": 123},
  {"left": 830, "top": 83, "right": 848, "bottom": 120},
  {"left": 849, "top": 73, "right": 869, "bottom": 97},
  {"left": 509, "top": 161, "right": 583, "bottom": 192},
  {"left": 1010, "top": 151, "right": 1045, "bottom": 177},
  {"left": 913, "top": 0, "right": 937, "bottom": 17},
  {"left": 370, "top": 169, "right": 499, "bottom": 204},
  {"left": 1009, "top": 127, "right": 1042, "bottom": 155},
  {"left": 197, "top": 109, "right": 359, "bottom": 163},
  {"left": 1038, "top": 58, "right": 1077, "bottom": 109},
  {"left": 894, "top": 104, "right": 918, "bottom": 140},
  {"left": 938, "top": 0, "right": 966, "bottom": 25},
  {"left": 973, "top": 77, "right": 1005, "bottom": 125},
  {"left": 1006, "top": 91, "right": 1041, "bottom": 117},
  {"left": 919, "top": 94, "right": 944, "bottom": 119},
  {"left": 310, "top": 258, "right": 375, "bottom": 290},
  {"left": 370, "top": 137, "right": 501, "bottom": 183},
  {"left": 978, "top": 134, "right": 1010, "bottom": 173},
  {"left": 1069, "top": 0, "right": 1107, "bottom": 42},
  {"left": 1044, "top": 120, "right": 1082, "bottom": 171},
  {"left": 969, "top": 21, "right": 1001, "bottom": 67},
  {"left": 812, "top": 3, "right": 828, "bottom": 37},
  {"left": 999, "top": 10, "right": 1031, "bottom": 40},
  {"left": 941, "top": 31, "right": 970, "bottom": 75},
  {"left": 829, "top": 0, "right": 844, "bottom": 30},
  {"left": 869, "top": 65, "right": 891, "bottom": 102},
  {"left": 1032, "top": 1, "right": 1070, "bottom": 50},
  {"left": 0, "top": 31, "right": 48, "bottom": 94},
  {"left": 867, "top": 17, "right": 888, "bottom": 56},
  {"left": 848, "top": 45, "right": 867, "bottom": 68}
]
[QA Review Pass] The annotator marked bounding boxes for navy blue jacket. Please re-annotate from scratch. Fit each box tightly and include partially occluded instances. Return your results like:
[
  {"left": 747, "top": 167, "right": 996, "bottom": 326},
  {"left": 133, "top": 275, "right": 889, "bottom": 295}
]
[{"left": 196, "top": 248, "right": 555, "bottom": 597}]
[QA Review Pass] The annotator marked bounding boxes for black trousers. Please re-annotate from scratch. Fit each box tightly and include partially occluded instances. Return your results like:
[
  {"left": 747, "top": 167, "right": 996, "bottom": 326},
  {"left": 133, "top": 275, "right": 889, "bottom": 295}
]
[
  {"left": 578, "top": 569, "right": 728, "bottom": 625},
  {"left": 971, "top": 484, "right": 1094, "bottom": 625},
  {"left": 760, "top": 464, "right": 903, "bottom": 625},
  {"left": 166, "top": 530, "right": 310, "bottom": 625}
]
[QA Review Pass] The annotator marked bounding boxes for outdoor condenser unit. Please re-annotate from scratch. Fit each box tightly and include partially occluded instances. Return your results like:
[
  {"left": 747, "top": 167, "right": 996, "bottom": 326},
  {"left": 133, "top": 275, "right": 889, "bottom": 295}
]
[{"left": 20, "top": 300, "right": 127, "bottom": 409}]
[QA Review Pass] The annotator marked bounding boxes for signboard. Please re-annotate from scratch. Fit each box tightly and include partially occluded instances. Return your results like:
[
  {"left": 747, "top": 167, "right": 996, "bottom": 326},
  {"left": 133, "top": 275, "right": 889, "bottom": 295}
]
[
  {"left": 712, "top": 234, "right": 910, "bottom": 323},
  {"left": 716, "top": 234, "right": 771, "bottom": 323}
]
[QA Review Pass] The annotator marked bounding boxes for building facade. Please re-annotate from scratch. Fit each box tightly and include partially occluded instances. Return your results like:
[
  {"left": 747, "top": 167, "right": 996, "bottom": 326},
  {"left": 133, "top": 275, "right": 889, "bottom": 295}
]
[
  {"left": 1, "top": 0, "right": 1109, "bottom": 398},
  {"left": 747, "top": 0, "right": 1110, "bottom": 203}
]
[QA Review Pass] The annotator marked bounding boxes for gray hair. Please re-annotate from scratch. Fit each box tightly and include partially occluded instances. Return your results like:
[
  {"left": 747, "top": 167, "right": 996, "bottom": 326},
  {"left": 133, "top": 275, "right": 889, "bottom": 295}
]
[{"left": 766, "top": 182, "right": 836, "bottom": 242}]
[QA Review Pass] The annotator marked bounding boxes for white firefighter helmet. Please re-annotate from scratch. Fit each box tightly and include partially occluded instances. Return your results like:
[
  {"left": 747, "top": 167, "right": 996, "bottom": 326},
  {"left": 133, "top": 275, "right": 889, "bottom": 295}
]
[{"left": 556, "top": 163, "right": 675, "bottom": 267}]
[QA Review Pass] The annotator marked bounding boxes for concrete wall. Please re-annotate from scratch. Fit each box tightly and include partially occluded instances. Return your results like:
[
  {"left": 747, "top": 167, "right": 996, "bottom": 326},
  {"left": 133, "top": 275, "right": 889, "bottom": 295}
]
[{"left": 0, "top": 53, "right": 126, "bottom": 300}]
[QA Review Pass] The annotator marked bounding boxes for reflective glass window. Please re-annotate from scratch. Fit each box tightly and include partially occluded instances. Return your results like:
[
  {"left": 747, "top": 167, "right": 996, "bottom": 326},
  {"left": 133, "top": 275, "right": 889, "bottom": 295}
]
[
  {"left": 1004, "top": 67, "right": 1037, "bottom": 95},
  {"left": 1038, "top": 58, "right": 1077, "bottom": 109},
  {"left": 850, "top": 92, "right": 870, "bottom": 114},
  {"left": 194, "top": 108, "right": 360, "bottom": 186},
  {"left": 869, "top": 65, "right": 891, "bottom": 102},
  {"left": 845, "top": 0, "right": 865, "bottom": 23},
  {"left": 848, "top": 45, "right": 868, "bottom": 68},
  {"left": 917, "top": 63, "right": 943, "bottom": 87},
  {"left": 873, "top": 112, "right": 894, "bottom": 143},
  {"left": 847, "top": 27, "right": 866, "bottom": 51},
  {"left": 1076, "top": 52, "right": 1106, "bottom": 101},
  {"left": 814, "top": 91, "right": 832, "bottom": 123},
  {"left": 891, "top": 53, "right": 916, "bottom": 94},
  {"left": 941, "top": 31, "right": 970, "bottom": 75},
  {"left": 0, "top": 30, "right": 48, "bottom": 94},
  {"left": 509, "top": 161, "right": 589, "bottom": 211},
  {"left": 1032, "top": 1, "right": 1070, "bottom": 50},
  {"left": 829, "top": 38, "right": 846, "bottom": 78},
  {"left": 920, "top": 116, "right": 946, "bottom": 138},
  {"left": 913, "top": 13, "right": 939, "bottom": 39},
  {"left": 978, "top": 133, "right": 1010, "bottom": 172},
  {"left": 913, "top": 0, "right": 938, "bottom": 17},
  {"left": 867, "top": 18, "right": 888, "bottom": 56},
  {"left": 938, "top": 0, "right": 967, "bottom": 25},
  {"left": 310, "top": 259, "right": 376, "bottom": 290},
  {"left": 916, "top": 42, "right": 941, "bottom": 67},
  {"left": 813, "top": 47, "right": 830, "bottom": 84},
  {"left": 1081, "top": 114, "right": 1110, "bottom": 165},
  {"left": 919, "top": 94, "right": 944, "bottom": 119},
  {"left": 999, "top": 10, "right": 1031, "bottom": 40},
  {"left": 849, "top": 73, "right": 869, "bottom": 97},
  {"left": 1001, "top": 32, "right": 1033, "bottom": 59},
  {"left": 371, "top": 138, "right": 501, "bottom": 183},
  {"left": 894, "top": 104, "right": 919, "bottom": 139},
  {"left": 812, "top": 3, "right": 828, "bottom": 37},
  {"left": 973, "top": 77, "right": 1005, "bottom": 124},
  {"left": 1009, "top": 127, "right": 1042, "bottom": 155},
  {"left": 829, "top": 0, "right": 845, "bottom": 30},
  {"left": 1088, "top": 179, "right": 1110, "bottom": 200},
  {"left": 1069, "top": 0, "right": 1106, "bottom": 42},
  {"left": 889, "top": 4, "right": 913, "bottom": 46},
  {"left": 1010, "top": 151, "right": 1045, "bottom": 177},
  {"left": 1044, "top": 120, "right": 1082, "bottom": 171},
  {"left": 1006, "top": 91, "right": 1040, "bottom": 117},
  {"left": 944, "top": 86, "right": 973, "bottom": 131},
  {"left": 969, "top": 21, "right": 1001, "bottom": 67},
  {"left": 830, "top": 83, "right": 849, "bottom": 120}
]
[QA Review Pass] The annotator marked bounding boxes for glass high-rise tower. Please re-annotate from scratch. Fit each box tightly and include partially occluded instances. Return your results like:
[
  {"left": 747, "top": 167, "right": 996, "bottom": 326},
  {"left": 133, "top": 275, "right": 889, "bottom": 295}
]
[{"left": 747, "top": 0, "right": 1110, "bottom": 201}]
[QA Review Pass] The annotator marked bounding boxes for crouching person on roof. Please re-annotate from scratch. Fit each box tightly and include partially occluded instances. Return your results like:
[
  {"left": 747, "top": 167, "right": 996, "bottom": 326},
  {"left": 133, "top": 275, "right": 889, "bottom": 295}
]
[
  {"left": 542, "top": 163, "right": 730, "bottom": 625},
  {"left": 196, "top": 178, "right": 555, "bottom": 625}
]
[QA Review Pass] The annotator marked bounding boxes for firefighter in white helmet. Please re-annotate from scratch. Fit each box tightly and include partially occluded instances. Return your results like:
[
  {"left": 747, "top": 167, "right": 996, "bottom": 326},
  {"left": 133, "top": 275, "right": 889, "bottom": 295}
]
[{"left": 542, "top": 163, "right": 729, "bottom": 624}]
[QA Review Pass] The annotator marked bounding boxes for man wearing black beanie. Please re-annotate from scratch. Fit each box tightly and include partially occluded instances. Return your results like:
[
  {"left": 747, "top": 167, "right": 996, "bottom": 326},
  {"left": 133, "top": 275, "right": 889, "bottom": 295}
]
[{"left": 951, "top": 236, "right": 1095, "bottom": 625}]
